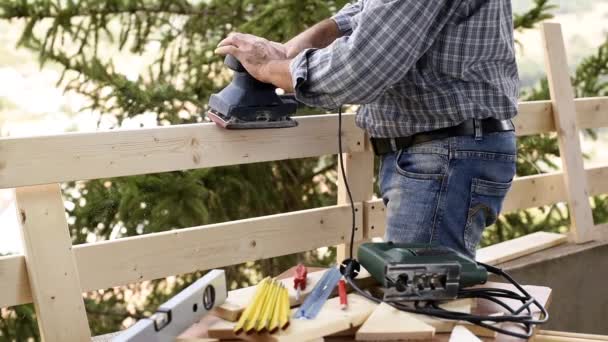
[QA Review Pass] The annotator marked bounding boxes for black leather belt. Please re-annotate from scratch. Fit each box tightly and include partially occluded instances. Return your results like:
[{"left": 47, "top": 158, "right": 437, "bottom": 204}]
[{"left": 370, "top": 118, "right": 515, "bottom": 156}]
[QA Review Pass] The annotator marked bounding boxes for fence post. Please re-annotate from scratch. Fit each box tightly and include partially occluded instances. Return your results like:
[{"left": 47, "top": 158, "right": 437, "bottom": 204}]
[
  {"left": 336, "top": 131, "right": 375, "bottom": 262},
  {"left": 541, "top": 23, "right": 595, "bottom": 243},
  {"left": 16, "top": 184, "right": 91, "bottom": 341}
]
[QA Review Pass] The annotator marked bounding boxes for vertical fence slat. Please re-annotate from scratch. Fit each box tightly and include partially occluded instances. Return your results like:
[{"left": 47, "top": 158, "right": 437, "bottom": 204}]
[
  {"left": 336, "top": 133, "right": 375, "bottom": 262},
  {"left": 541, "top": 23, "right": 595, "bottom": 243},
  {"left": 16, "top": 184, "right": 91, "bottom": 341}
]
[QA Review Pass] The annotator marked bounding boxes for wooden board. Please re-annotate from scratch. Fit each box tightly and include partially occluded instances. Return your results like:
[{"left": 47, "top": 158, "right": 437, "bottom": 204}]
[
  {"left": 514, "top": 97, "right": 608, "bottom": 136},
  {"left": 214, "top": 270, "right": 329, "bottom": 321},
  {"left": 205, "top": 294, "right": 377, "bottom": 341},
  {"left": 537, "top": 330, "right": 608, "bottom": 341},
  {"left": 449, "top": 325, "right": 481, "bottom": 342},
  {"left": 542, "top": 23, "right": 595, "bottom": 243},
  {"left": 0, "top": 204, "right": 361, "bottom": 308},
  {"left": 356, "top": 302, "right": 435, "bottom": 341},
  {"left": 214, "top": 268, "right": 377, "bottom": 322},
  {"left": 416, "top": 299, "right": 474, "bottom": 334},
  {"left": 2, "top": 97, "right": 606, "bottom": 190},
  {"left": 0, "top": 114, "right": 364, "bottom": 189},
  {"left": 15, "top": 184, "right": 90, "bottom": 342},
  {"left": 76, "top": 203, "right": 362, "bottom": 292},
  {"left": 476, "top": 232, "right": 567, "bottom": 265},
  {"left": 336, "top": 133, "right": 375, "bottom": 262},
  {"left": 0, "top": 254, "right": 32, "bottom": 308}
]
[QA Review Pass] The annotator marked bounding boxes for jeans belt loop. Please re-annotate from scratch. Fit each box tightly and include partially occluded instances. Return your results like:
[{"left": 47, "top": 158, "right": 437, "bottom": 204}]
[
  {"left": 474, "top": 119, "right": 483, "bottom": 141},
  {"left": 390, "top": 138, "right": 398, "bottom": 152}
]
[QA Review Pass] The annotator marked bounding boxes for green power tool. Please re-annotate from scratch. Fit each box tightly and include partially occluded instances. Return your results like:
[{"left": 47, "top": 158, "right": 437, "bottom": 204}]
[{"left": 357, "top": 242, "right": 488, "bottom": 301}]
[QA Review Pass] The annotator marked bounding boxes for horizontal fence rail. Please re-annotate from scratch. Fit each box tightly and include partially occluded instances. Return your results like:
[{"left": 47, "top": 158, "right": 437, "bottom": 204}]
[
  {"left": 0, "top": 97, "right": 606, "bottom": 189},
  {"left": 366, "top": 164, "right": 608, "bottom": 238},
  {"left": 0, "top": 114, "right": 364, "bottom": 189},
  {"left": 515, "top": 97, "right": 608, "bottom": 136},
  {"left": 0, "top": 203, "right": 362, "bottom": 309}
]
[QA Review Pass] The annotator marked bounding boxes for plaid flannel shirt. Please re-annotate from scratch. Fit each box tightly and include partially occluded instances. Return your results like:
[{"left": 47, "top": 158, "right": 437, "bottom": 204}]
[{"left": 289, "top": 0, "right": 519, "bottom": 138}]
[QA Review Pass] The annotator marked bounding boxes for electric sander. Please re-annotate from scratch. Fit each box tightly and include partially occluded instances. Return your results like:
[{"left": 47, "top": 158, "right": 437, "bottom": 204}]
[{"left": 207, "top": 55, "right": 298, "bottom": 129}]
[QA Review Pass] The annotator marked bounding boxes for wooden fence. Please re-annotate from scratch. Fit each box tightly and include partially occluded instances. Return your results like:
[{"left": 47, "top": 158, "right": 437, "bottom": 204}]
[{"left": 0, "top": 23, "right": 606, "bottom": 341}]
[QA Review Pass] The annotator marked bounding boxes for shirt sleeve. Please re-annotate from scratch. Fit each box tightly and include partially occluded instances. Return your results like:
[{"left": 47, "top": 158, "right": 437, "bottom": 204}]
[
  {"left": 290, "top": 0, "right": 462, "bottom": 109},
  {"left": 331, "top": 1, "right": 363, "bottom": 36}
]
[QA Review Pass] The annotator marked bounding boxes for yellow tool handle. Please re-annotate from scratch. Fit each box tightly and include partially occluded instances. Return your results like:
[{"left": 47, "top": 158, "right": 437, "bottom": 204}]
[
  {"left": 245, "top": 278, "right": 274, "bottom": 333},
  {"left": 268, "top": 284, "right": 283, "bottom": 333},
  {"left": 256, "top": 280, "right": 280, "bottom": 332},
  {"left": 234, "top": 277, "right": 269, "bottom": 334},
  {"left": 279, "top": 287, "right": 290, "bottom": 330}
]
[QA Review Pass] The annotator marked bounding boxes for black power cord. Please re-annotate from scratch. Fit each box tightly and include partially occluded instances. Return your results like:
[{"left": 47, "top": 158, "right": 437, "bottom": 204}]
[
  {"left": 336, "top": 106, "right": 547, "bottom": 339},
  {"left": 337, "top": 106, "right": 357, "bottom": 260}
]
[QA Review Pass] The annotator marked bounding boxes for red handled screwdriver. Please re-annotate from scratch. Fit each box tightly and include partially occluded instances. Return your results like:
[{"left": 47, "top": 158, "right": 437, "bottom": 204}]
[
  {"left": 293, "top": 263, "right": 307, "bottom": 301},
  {"left": 338, "top": 277, "right": 348, "bottom": 310}
]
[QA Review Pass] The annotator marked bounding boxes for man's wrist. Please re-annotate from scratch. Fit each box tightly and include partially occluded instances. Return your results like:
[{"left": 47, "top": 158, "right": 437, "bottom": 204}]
[{"left": 262, "top": 59, "right": 294, "bottom": 92}]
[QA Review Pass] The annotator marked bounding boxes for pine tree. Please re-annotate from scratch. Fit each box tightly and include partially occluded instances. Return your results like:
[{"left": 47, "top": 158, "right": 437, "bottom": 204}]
[{"left": 1, "top": 0, "right": 606, "bottom": 339}]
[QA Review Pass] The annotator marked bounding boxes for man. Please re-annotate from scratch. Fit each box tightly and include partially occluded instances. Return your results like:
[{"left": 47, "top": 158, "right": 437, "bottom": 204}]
[{"left": 215, "top": 0, "right": 518, "bottom": 258}]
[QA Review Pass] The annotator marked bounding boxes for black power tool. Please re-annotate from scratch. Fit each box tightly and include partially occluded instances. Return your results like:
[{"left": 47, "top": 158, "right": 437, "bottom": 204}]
[{"left": 207, "top": 55, "right": 298, "bottom": 129}]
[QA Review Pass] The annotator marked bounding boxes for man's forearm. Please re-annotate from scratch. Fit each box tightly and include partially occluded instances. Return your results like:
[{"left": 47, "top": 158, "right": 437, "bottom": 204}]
[{"left": 284, "top": 18, "right": 342, "bottom": 58}]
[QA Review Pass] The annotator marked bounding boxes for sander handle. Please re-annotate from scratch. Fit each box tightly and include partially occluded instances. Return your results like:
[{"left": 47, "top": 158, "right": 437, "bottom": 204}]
[{"left": 225, "top": 54, "right": 246, "bottom": 72}]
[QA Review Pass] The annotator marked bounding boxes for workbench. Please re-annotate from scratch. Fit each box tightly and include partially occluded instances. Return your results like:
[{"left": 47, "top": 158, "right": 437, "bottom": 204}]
[{"left": 176, "top": 266, "right": 552, "bottom": 342}]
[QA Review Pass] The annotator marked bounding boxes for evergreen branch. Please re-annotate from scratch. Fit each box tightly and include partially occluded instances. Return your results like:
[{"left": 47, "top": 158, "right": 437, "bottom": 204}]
[
  {"left": 0, "top": 0, "right": 207, "bottom": 20},
  {"left": 513, "top": 0, "right": 556, "bottom": 31}
]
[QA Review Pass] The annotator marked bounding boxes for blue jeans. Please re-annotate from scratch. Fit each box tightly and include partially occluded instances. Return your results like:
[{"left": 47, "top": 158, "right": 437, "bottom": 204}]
[{"left": 379, "top": 131, "right": 516, "bottom": 258}]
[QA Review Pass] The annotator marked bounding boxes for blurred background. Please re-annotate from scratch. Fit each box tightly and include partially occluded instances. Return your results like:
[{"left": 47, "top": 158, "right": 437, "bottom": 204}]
[{"left": 0, "top": 0, "right": 607, "bottom": 339}]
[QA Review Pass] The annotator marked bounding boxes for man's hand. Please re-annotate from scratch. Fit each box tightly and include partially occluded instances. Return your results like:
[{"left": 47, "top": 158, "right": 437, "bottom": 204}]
[{"left": 215, "top": 32, "right": 287, "bottom": 83}]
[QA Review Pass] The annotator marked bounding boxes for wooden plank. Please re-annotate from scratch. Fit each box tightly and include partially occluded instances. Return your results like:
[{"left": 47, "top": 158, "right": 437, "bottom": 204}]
[
  {"left": 449, "top": 325, "right": 481, "bottom": 342},
  {"left": 503, "top": 173, "right": 566, "bottom": 213},
  {"left": 1, "top": 98, "right": 607, "bottom": 189},
  {"left": 514, "top": 97, "right": 608, "bottom": 136},
  {"left": 534, "top": 335, "right": 604, "bottom": 342},
  {"left": 366, "top": 165, "right": 608, "bottom": 238},
  {"left": 76, "top": 203, "right": 362, "bottom": 292},
  {"left": 476, "top": 232, "right": 567, "bottom": 265},
  {"left": 365, "top": 200, "right": 385, "bottom": 239},
  {"left": 15, "top": 184, "right": 90, "bottom": 341},
  {"left": 0, "top": 204, "right": 360, "bottom": 309},
  {"left": 515, "top": 101, "right": 555, "bottom": 136},
  {"left": 536, "top": 330, "right": 608, "bottom": 341},
  {"left": 542, "top": 23, "right": 595, "bottom": 243},
  {"left": 213, "top": 268, "right": 376, "bottom": 322},
  {"left": 503, "top": 165, "right": 608, "bottom": 213},
  {"left": 336, "top": 133, "right": 375, "bottom": 262},
  {"left": 0, "top": 254, "right": 31, "bottom": 307},
  {"left": 207, "top": 294, "right": 377, "bottom": 341},
  {"left": 416, "top": 299, "right": 474, "bottom": 334},
  {"left": 213, "top": 270, "right": 329, "bottom": 322},
  {"left": 355, "top": 302, "right": 435, "bottom": 341},
  {"left": 0, "top": 114, "right": 364, "bottom": 189},
  {"left": 573, "top": 97, "right": 608, "bottom": 130}
]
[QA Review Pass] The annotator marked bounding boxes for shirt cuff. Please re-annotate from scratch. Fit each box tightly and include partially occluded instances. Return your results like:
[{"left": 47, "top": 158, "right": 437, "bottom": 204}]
[
  {"left": 289, "top": 48, "right": 339, "bottom": 109},
  {"left": 331, "top": 11, "right": 353, "bottom": 36}
]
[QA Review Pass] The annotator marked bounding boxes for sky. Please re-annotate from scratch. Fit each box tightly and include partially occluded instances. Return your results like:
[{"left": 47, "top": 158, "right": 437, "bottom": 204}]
[{"left": 1, "top": 1, "right": 608, "bottom": 254}]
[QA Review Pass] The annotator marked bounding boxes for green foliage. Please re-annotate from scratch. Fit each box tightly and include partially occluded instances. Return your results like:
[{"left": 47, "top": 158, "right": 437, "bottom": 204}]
[
  {"left": 513, "top": 0, "right": 556, "bottom": 32},
  {"left": 0, "top": 0, "right": 349, "bottom": 124}
]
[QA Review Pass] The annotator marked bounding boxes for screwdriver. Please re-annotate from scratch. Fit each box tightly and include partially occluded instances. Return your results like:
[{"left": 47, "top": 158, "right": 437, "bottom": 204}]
[{"left": 293, "top": 263, "right": 308, "bottom": 301}]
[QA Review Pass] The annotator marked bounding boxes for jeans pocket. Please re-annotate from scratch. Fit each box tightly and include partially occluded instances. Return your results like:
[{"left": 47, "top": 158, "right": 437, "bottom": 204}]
[
  {"left": 394, "top": 149, "right": 446, "bottom": 180},
  {"left": 384, "top": 173, "right": 442, "bottom": 244},
  {"left": 464, "top": 178, "right": 512, "bottom": 255}
]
